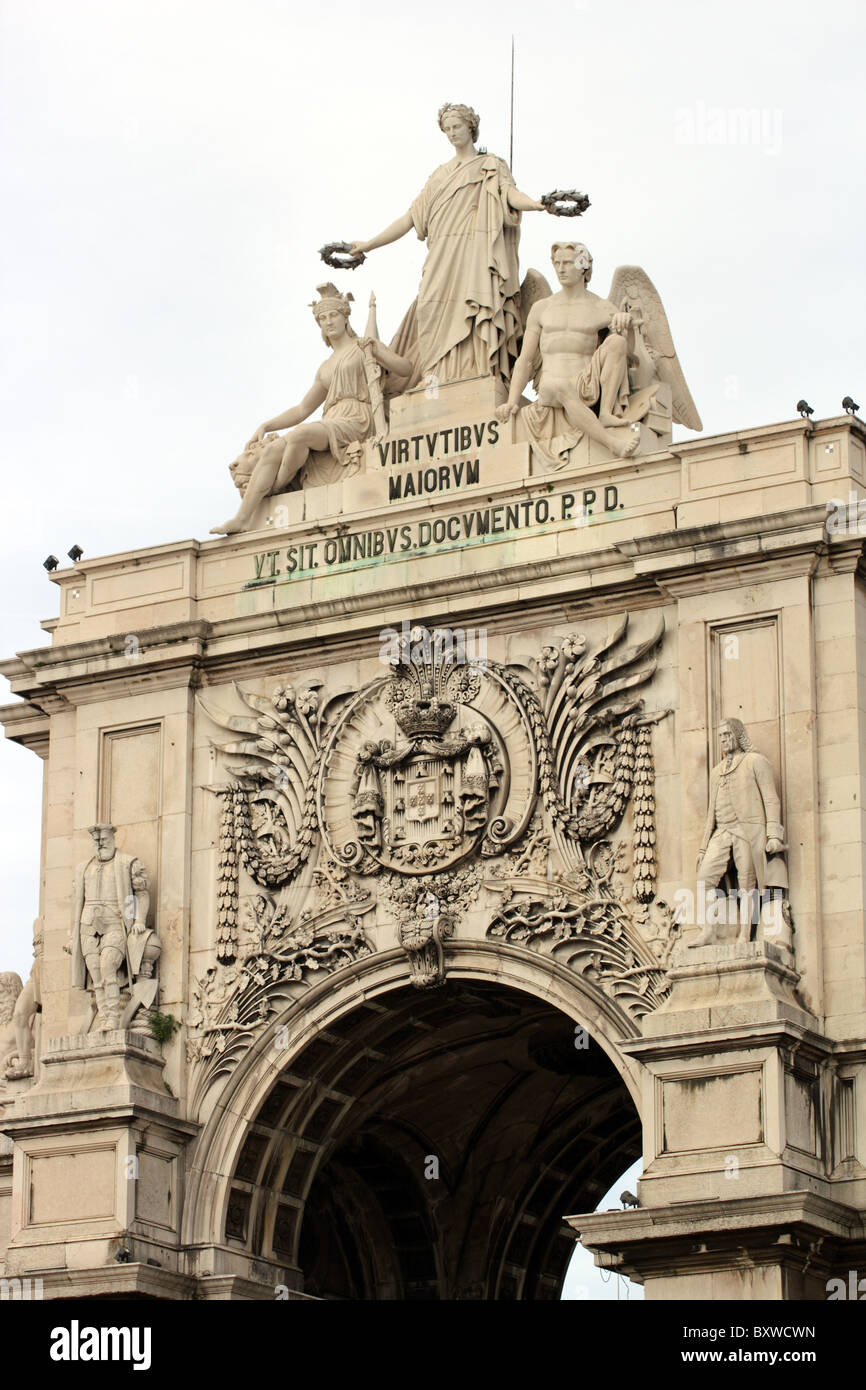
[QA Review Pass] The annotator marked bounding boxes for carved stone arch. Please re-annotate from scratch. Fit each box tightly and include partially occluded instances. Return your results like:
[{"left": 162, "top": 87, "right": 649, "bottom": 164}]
[{"left": 183, "top": 944, "right": 644, "bottom": 1300}]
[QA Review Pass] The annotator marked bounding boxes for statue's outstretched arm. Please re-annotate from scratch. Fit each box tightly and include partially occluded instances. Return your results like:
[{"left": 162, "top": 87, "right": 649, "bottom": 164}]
[
  {"left": 350, "top": 211, "right": 414, "bottom": 257},
  {"left": 506, "top": 186, "right": 545, "bottom": 213},
  {"left": 260, "top": 379, "right": 328, "bottom": 436}
]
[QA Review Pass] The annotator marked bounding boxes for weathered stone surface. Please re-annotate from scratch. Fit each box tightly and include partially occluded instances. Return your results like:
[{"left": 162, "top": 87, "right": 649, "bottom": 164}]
[{"left": 0, "top": 98, "right": 865, "bottom": 1302}]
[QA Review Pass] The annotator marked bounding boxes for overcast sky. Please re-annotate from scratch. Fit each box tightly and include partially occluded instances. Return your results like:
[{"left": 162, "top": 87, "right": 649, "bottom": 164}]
[{"left": 1, "top": 0, "right": 864, "bottom": 1295}]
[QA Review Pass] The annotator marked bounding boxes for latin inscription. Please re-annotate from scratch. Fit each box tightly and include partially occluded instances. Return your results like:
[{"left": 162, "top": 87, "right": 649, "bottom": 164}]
[
  {"left": 376, "top": 420, "right": 499, "bottom": 468},
  {"left": 248, "top": 486, "right": 624, "bottom": 585},
  {"left": 389, "top": 458, "right": 480, "bottom": 500}
]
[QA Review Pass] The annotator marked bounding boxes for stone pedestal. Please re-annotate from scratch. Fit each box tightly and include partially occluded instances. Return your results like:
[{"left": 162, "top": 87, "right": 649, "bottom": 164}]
[
  {"left": 249, "top": 372, "right": 675, "bottom": 534},
  {"left": 571, "top": 943, "right": 866, "bottom": 1299},
  {"left": 29, "top": 1028, "right": 170, "bottom": 1101},
  {"left": 388, "top": 373, "right": 507, "bottom": 431},
  {"left": 645, "top": 941, "right": 809, "bottom": 1034},
  {"left": 1, "top": 1030, "right": 197, "bottom": 1287},
  {"left": 569, "top": 1192, "right": 866, "bottom": 1300}
]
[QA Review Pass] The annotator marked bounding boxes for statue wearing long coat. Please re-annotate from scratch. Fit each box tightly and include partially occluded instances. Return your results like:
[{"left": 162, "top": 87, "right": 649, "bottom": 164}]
[{"left": 699, "top": 749, "right": 787, "bottom": 891}]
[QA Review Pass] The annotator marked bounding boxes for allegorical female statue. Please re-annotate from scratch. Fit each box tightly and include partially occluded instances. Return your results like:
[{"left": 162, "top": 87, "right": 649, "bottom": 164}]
[
  {"left": 210, "top": 284, "right": 411, "bottom": 535},
  {"left": 349, "top": 103, "right": 548, "bottom": 388}
]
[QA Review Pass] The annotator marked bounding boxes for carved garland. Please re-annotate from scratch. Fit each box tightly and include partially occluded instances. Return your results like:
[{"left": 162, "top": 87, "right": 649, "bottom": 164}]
[
  {"left": 632, "top": 724, "right": 658, "bottom": 904},
  {"left": 214, "top": 751, "right": 322, "bottom": 963},
  {"left": 202, "top": 618, "right": 669, "bottom": 1029}
]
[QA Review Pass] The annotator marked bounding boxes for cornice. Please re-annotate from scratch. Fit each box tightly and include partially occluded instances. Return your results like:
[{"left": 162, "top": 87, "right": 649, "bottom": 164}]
[
  {"left": 570, "top": 1189, "right": 865, "bottom": 1243},
  {"left": 0, "top": 700, "right": 51, "bottom": 758},
  {"left": 620, "top": 1017, "right": 833, "bottom": 1063},
  {"left": 1, "top": 494, "right": 855, "bottom": 714},
  {"left": 615, "top": 505, "right": 832, "bottom": 598}
]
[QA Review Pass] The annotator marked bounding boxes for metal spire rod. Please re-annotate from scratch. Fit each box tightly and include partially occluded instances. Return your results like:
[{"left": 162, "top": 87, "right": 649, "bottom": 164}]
[{"left": 509, "top": 36, "right": 515, "bottom": 173}]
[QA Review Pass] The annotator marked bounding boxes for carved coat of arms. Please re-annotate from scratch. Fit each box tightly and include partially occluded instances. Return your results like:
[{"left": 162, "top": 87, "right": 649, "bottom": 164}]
[
  {"left": 347, "top": 647, "right": 498, "bottom": 873},
  {"left": 193, "top": 614, "right": 673, "bottom": 1087}
]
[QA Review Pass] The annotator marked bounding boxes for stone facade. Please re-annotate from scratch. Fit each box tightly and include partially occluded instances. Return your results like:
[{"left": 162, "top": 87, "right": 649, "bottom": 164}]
[
  {"left": 0, "top": 391, "right": 863, "bottom": 1299},
  {"left": 1, "top": 99, "right": 864, "bottom": 1296}
]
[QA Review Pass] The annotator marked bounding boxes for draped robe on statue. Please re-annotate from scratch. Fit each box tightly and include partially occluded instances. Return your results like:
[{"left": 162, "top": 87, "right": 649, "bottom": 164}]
[
  {"left": 391, "top": 154, "right": 522, "bottom": 387},
  {"left": 316, "top": 341, "right": 373, "bottom": 465}
]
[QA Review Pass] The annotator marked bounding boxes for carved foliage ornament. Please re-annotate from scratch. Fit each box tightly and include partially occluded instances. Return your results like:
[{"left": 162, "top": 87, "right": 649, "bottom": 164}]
[
  {"left": 487, "top": 840, "right": 670, "bottom": 1020},
  {"left": 379, "top": 865, "right": 481, "bottom": 989},
  {"left": 540, "top": 190, "right": 591, "bottom": 217},
  {"left": 197, "top": 614, "right": 669, "bottom": 1030},
  {"left": 186, "top": 898, "right": 373, "bottom": 1077},
  {"left": 318, "top": 242, "right": 366, "bottom": 271}
]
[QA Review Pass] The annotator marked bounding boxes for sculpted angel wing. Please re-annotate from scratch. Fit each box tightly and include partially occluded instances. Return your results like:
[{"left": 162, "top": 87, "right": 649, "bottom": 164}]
[
  {"left": 608, "top": 265, "right": 702, "bottom": 431},
  {"left": 519, "top": 268, "right": 553, "bottom": 325},
  {"left": 517, "top": 268, "right": 553, "bottom": 389}
]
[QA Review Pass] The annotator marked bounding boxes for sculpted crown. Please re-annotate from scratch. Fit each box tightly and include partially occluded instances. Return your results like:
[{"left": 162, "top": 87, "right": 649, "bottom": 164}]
[
  {"left": 384, "top": 627, "right": 482, "bottom": 737},
  {"left": 392, "top": 694, "right": 456, "bottom": 737}
]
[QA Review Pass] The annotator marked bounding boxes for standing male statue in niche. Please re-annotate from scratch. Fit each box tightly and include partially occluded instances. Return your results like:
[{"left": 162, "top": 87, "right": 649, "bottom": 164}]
[
  {"left": 691, "top": 718, "right": 788, "bottom": 948},
  {"left": 349, "top": 102, "right": 549, "bottom": 388},
  {"left": 67, "top": 823, "right": 160, "bottom": 1030}
]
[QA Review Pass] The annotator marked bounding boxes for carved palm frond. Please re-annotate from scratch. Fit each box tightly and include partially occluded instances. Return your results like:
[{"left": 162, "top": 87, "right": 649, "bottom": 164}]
[
  {"left": 198, "top": 681, "right": 325, "bottom": 960},
  {"left": 527, "top": 616, "right": 666, "bottom": 883}
]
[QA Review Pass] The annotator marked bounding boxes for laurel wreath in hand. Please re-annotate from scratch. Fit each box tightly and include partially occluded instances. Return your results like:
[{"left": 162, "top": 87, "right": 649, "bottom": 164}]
[
  {"left": 540, "top": 190, "right": 591, "bottom": 217},
  {"left": 319, "top": 242, "right": 367, "bottom": 270}
]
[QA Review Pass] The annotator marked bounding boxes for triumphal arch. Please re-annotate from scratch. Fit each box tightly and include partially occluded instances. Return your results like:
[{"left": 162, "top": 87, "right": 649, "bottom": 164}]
[{"left": 1, "top": 102, "right": 864, "bottom": 1300}]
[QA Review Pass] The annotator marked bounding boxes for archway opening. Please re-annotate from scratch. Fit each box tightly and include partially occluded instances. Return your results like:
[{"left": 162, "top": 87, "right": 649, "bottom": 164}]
[
  {"left": 561, "top": 1157, "right": 645, "bottom": 1300},
  {"left": 224, "top": 978, "right": 640, "bottom": 1300}
]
